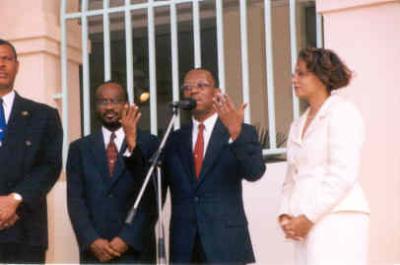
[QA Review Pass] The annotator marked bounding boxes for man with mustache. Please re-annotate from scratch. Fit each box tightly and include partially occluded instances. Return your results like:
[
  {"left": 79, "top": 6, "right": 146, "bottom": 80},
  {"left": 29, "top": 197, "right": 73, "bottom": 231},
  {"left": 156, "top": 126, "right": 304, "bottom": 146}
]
[
  {"left": 0, "top": 39, "right": 63, "bottom": 263},
  {"left": 66, "top": 81, "right": 159, "bottom": 263}
]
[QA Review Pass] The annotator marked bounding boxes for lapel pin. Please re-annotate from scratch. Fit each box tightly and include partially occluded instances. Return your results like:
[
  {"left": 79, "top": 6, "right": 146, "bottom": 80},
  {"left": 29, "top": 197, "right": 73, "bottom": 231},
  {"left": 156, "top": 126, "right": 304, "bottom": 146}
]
[
  {"left": 25, "top": 140, "right": 32, "bottom": 146},
  {"left": 21, "top": 111, "right": 29, "bottom": 116}
]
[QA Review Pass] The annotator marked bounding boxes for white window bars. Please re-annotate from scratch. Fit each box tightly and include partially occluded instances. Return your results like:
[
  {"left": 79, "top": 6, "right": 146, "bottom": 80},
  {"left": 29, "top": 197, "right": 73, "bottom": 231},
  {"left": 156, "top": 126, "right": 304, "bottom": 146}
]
[{"left": 60, "top": 0, "right": 323, "bottom": 161}]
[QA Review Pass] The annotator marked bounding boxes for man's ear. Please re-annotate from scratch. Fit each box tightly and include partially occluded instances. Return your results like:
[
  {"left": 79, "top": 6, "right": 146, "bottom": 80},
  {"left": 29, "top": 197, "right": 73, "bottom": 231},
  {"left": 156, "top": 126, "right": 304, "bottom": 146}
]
[{"left": 16, "top": 60, "right": 20, "bottom": 74}]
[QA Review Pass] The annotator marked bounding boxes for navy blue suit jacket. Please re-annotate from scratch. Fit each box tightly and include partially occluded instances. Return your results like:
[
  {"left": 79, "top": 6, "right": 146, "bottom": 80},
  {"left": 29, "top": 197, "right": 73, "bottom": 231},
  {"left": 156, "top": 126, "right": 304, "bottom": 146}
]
[
  {"left": 66, "top": 129, "right": 159, "bottom": 262},
  {"left": 163, "top": 119, "right": 266, "bottom": 263},
  {"left": 0, "top": 93, "right": 63, "bottom": 248}
]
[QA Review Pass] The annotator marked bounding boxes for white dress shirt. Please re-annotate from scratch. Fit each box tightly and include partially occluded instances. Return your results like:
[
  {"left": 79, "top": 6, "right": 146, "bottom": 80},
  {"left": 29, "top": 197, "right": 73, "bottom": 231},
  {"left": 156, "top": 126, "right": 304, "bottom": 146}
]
[
  {"left": 102, "top": 126, "right": 125, "bottom": 151},
  {"left": 192, "top": 113, "right": 218, "bottom": 156},
  {"left": 1, "top": 90, "right": 16, "bottom": 123}
]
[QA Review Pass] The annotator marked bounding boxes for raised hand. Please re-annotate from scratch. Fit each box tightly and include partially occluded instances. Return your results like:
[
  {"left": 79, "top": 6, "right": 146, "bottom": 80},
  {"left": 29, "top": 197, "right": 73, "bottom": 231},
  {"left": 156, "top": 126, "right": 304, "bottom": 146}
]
[
  {"left": 120, "top": 104, "right": 141, "bottom": 152},
  {"left": 212, "top": 92, "right": 247, "bottom": 140}
]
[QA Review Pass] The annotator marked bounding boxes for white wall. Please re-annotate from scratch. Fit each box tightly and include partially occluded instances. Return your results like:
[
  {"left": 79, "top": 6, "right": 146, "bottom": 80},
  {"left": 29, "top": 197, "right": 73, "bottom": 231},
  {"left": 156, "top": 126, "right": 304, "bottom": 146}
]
[
  {"left": 244, "top": 162, "right": 294, "bottom": 265},
  {"left": 317, "top": 1, "right": 400, "bottom": 264}
]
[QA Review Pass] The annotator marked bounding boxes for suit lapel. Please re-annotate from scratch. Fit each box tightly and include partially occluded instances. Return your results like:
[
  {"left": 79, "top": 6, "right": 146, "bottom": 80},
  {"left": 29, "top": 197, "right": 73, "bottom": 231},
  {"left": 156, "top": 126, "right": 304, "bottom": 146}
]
[
  {"left": 90, "top": 131, "right": 128, "bottom": 191},
  {"left": 177, "top": 123, "right": 195, "bottom": 184},
  {"left": 0, "top": 94, "right": 30, "bottom": 151},
  {"left": 196, "top": 119, "right": 228, "bottom": 187},
  {"left": 291, "top": 110, "right": 307, "bottom": 145},
  {"left": 108, "top": 141, "right": 127, "bottom": 187},
  {"left": 303, "top": 95, "right": 336, "bottom": 139},
  {"left": 89, "top": 131, "right": 111, "bottom": 184}
]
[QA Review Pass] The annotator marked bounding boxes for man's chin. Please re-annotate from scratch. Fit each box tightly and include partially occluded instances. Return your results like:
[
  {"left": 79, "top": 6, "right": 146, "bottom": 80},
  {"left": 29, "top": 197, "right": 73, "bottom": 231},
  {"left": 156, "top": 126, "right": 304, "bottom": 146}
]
[
  {"left": 0, "top": 83, "right": 13, "bottom": 91},
  {"left": 102, "top": 121, "right": 121, "bottom": 131}
]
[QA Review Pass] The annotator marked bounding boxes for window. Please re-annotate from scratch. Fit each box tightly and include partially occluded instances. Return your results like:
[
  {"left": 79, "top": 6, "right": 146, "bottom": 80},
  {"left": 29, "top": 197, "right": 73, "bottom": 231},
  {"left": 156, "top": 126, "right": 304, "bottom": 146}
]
[{"left": 60, "top": 0, "right": 322, "bottom": 160}]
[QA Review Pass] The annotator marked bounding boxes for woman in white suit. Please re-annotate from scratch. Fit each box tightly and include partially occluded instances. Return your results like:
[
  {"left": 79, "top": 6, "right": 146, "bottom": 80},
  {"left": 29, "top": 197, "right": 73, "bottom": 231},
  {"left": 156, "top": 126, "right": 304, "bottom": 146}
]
[{"left": 278, "top": 47, "right": 369, "bottom": 265}]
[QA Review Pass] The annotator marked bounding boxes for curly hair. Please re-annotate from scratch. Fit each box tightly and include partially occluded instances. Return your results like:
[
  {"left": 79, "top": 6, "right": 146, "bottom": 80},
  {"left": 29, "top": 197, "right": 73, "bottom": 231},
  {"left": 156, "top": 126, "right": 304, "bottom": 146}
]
[{"left": 298, "top": 47, "right": 352, "bottom": 92}]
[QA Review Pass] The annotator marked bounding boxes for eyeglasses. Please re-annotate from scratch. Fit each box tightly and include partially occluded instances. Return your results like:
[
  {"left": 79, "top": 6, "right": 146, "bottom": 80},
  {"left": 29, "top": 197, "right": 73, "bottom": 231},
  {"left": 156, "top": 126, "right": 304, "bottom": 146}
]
[
  {"left": 181, "top": 82, "right": 212, "bottom": 92},
  {"left": 96, "top": 98, "right": 125, "bottom": 106}
]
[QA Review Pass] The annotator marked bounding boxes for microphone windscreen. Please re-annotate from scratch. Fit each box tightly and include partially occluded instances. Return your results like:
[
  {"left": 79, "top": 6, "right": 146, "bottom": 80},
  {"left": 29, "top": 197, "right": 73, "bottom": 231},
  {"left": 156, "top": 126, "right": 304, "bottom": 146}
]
[{"left": 179, "top": 98, "right": 196, "bottom": 110}]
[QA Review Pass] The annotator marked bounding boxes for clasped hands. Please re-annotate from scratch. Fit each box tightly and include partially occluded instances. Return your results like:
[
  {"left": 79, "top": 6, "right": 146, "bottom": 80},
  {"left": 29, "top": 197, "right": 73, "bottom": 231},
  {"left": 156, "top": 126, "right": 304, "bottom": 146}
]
[
  {"left": 0, "top": 194, "right": 20, "bottom": 230},
  {"left": 279, "top": 214, "right": 313, "bottom": 241},
  {"left": 90, "top": 237, "right": 129, "bottom": 262},
  {"left": 213, "top": 92, "right": 247, "bottom": 141}
]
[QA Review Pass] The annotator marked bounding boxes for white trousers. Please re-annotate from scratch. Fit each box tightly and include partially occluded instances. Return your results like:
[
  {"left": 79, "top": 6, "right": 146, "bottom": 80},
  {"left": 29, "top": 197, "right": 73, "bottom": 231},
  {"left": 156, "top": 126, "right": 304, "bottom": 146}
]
[{"left": 294, "top": 212, "right": 369, "bottom": 265}]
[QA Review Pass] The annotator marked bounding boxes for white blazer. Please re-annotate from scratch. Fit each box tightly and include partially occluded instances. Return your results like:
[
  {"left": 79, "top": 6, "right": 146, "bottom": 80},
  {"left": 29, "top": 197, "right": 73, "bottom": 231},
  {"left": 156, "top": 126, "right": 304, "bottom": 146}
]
[{"left": 279, "top": 93, "right": 369, "bottom": 223}]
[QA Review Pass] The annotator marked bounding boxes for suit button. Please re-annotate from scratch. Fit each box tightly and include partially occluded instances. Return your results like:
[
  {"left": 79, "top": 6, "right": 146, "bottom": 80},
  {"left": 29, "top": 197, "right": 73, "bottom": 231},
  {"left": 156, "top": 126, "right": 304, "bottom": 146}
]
[
  {"left": 194, "top": 196, "right": 199, "bottom": 202},
  {"left": 108, "top": 194, "right": 114, "bottom": 198}
]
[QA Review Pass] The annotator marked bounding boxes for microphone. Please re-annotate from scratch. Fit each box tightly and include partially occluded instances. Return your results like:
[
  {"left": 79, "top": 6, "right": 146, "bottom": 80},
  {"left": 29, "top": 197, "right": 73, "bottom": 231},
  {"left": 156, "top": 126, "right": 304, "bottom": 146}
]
[{"left": 169, "top": 98, "right": 196, "bottom": 110}]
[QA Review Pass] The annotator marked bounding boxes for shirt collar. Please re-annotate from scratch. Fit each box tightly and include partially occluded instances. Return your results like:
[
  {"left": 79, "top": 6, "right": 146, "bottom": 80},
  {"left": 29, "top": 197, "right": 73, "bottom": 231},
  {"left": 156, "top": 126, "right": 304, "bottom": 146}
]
[
  {"left": 101, "top": 126, "right": 124, "bottom": 146},
  {"left": 192, "top": 112, "right": 218, "bottom": 132},
  {"left": 1, "top": 90, "right": 15, "bottom": 110}
]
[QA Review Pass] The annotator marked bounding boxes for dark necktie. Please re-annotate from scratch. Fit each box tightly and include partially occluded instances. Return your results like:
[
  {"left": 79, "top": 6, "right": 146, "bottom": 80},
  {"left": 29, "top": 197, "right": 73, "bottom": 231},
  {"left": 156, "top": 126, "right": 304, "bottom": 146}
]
[
  {"left": 106, "top": 132, "right": 118, "bottom": 177},
  {"left": 193, "top": 123, "right": 205, "bottom": 179},
  {"left": 0, "top": 98, "right": 6, "bottom": 142}
]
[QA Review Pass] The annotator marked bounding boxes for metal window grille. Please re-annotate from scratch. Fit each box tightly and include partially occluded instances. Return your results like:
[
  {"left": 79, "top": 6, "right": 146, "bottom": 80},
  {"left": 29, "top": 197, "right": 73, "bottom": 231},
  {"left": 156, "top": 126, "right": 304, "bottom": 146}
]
[{"left": 60, "top": 0, "right": 323, "bottom": 162}]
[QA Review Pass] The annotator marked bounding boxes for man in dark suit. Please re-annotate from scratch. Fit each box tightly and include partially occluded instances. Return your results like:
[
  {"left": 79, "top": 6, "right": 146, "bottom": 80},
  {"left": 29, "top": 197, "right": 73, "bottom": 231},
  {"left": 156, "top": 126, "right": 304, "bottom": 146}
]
[
  {"left": 67, "top": 81, "right": 159, "bottom": 263},
  {"left": 0, "top": 39, "right": 63, "bottom": 263},
  {"left": 163, "top": 68, "right": 266, "bottom": 264}
]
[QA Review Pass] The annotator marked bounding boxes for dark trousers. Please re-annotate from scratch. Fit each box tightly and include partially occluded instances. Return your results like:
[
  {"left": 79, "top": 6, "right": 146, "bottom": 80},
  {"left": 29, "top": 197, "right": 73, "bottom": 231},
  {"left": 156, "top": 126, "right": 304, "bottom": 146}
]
[
  {"left": 0, "top": 243, "right": 46, "bottom": 264},
  {"left": 191, "top": 233, "right": 206, "bottom": 264},
  {"left": 190, "top": 233, "right": 247, "bottom": 265}
]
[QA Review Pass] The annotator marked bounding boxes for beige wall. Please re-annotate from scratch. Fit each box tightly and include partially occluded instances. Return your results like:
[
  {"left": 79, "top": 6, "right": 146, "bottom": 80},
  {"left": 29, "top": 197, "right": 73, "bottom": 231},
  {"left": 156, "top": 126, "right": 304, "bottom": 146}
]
[
  {"left": 317, "top": 0, "right": 400, "bottom": 264},
  {"left": 2, "top": 0, "right": 400, "bottom": 264},
  {"left": 0, "top": 0, "right": 82, "bottom": 263},
  {"left": 224, "top": 2, "right": 307, "bottom": 148}
]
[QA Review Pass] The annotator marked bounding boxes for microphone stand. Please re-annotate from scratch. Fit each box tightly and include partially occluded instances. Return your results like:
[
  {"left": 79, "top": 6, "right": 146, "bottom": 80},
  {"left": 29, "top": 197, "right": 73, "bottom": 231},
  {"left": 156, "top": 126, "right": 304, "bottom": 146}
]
[{"left": 125, "top": 106, "right": 179, "bottom": 265}]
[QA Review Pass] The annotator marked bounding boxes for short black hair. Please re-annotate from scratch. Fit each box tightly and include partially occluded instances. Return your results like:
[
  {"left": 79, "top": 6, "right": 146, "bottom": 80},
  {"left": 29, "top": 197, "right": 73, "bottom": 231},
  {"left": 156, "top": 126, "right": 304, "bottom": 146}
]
[
  {"left": 0, "top": 39, "right": 18, "bottom": 60},
  {"left": 96, "top": 80, "right": 128, "bottom": 102}
]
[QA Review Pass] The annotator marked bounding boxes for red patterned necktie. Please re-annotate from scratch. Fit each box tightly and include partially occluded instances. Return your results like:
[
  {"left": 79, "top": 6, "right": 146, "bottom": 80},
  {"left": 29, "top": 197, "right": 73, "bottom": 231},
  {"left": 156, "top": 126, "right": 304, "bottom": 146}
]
[
  {"left": 193, "top": 123, "right": 205, "bottom": 179},
  {"left": 106, "top": 132, "right": 118, "bottom": 177}
]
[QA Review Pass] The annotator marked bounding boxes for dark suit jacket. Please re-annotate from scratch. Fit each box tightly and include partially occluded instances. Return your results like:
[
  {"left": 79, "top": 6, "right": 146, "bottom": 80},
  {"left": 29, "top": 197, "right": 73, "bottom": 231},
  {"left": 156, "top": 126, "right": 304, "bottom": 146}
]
[
  {"left": 163, "top": 119, "right": 266, "bottom": 264},
  {"left": 66, "top": 129, "right": 159, "bottom": 263},
  {"left": 0, "top": 93, "right": 63, "bottom": 248}
]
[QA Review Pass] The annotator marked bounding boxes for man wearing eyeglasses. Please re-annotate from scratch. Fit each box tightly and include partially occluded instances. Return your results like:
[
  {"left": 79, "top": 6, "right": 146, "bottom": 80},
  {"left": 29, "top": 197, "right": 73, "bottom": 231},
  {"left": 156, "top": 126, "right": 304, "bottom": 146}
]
[
  {"left": 0, "top": 39, "right": 63, "bottom": 263},
  {"left": 66, "top": 81, "right": 159, "bottom": 263},
  {"left": 163, "top": 68, "right": 266, "bottom": 264}
]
